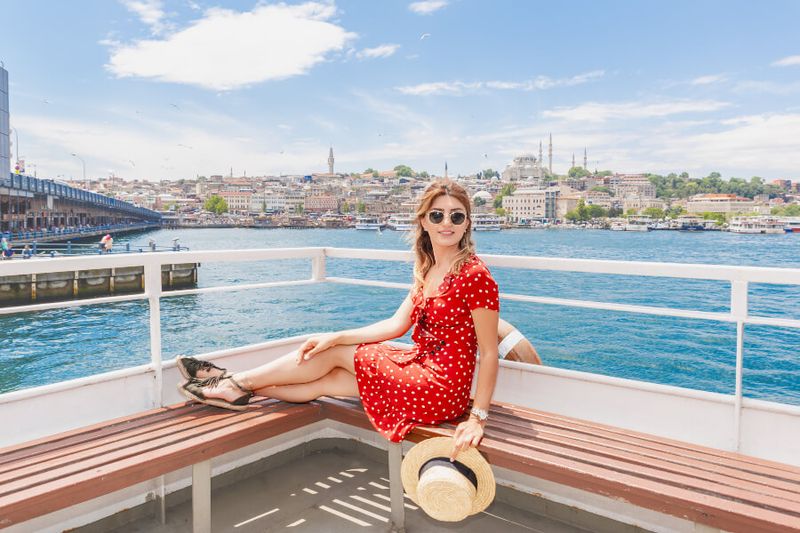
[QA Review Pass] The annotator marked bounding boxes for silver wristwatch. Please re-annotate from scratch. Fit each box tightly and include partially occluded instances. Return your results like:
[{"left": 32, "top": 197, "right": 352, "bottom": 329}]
[{"left": 470, "top": 407, "right": 489, "bottom": 422}]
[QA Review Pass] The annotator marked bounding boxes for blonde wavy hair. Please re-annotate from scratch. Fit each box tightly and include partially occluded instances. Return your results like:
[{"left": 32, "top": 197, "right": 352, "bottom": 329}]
[{"left": 411, "top": 179, "right": 475, "bottom": 292}]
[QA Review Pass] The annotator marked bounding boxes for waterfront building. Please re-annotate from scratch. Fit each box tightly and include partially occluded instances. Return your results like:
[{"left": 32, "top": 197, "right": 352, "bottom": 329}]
[
  {"left": 249, "top": 192, "right": 286, "bottom": 214},
  {"left": 218, "top": 190, "right": 253, "bottom": 214},
  {"left": 556, "top": 192, "right": 583, "bottom": 220},
  {"left": 623, "top": 196, "right": 666, "bottom": 214},
  {"left": 585, "top": 190, "right": 612, "bottom": 209},
  {"left": 686, "top": 193, "right": 756, "bottom": 214},
  {"left": 304, "top": 194, "right": 339, "bottom": 213},
  {"left": 502, "top": 187, "right": 559, "bottom": 222}
]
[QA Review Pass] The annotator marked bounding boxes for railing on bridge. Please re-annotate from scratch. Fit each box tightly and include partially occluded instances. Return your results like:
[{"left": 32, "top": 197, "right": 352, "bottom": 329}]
[
  {"left": 2, "top": 173, "right": 161, "bottom": 221},
  {"left": 1, "top": 222, "right": 160, "bottom": 244}
]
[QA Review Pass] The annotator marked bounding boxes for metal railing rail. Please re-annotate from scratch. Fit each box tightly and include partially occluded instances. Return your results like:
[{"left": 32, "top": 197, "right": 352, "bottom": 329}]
[{"left": 2, "top": 247, "right": 799, "bottom": 450}]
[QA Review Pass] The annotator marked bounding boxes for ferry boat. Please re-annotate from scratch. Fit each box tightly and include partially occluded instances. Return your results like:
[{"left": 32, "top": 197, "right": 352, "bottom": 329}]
[
  {"left": 728, "top": 216, "right": 785, "bottom": 234},
  {"left": 471, "top": 213, "right": 502, "bottom": 231},
  {"left": 609, "top": 219, "right": 626, "bottom": 231},
  {"left": 624, "top": 215, "right": 652, "bottom": 232},
  {"left": 386, "top": 213, "right": 415, "bottom": 231},
  {"left": 354, "top": 216, "right": 386, "bottom": 231},
  {"left": 675, "top": 215, "right": 706, "bottom": 231},
  {"left": 784, "top": 217, "right": 800, "bottom": 233},
  {"left": 1, "top": 248, "right": 799, "bottom": 533}
]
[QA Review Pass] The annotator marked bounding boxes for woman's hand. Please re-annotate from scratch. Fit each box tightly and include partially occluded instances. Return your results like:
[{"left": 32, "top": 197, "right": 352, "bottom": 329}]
[
  {"left": 296, "top": 333, "right": 340, "bottom": 364},
  {"left": 449, "top": 417, "right": 484, "bottom": 461}
]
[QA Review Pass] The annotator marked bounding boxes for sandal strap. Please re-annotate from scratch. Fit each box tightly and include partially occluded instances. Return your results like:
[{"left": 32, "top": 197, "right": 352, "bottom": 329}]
[{"left": 227, "top": 375, "right": 253, "bottom": 396}]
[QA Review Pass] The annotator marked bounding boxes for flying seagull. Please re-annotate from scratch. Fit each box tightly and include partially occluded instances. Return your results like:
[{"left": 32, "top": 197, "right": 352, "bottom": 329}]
[
  {"left": 420, "top": 33, "right": 431, "bottom": 40},
  {"left": 129, "top": 160, "right": 136, "bottom": 167},
  {"left": 170, "top": 103, "right": 180, "bottom": 110}
]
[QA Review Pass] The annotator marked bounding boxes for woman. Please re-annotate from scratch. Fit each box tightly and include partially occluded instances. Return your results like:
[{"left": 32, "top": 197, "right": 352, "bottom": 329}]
[{"left": 179, "top": 179, "right": 500, "bottom": 457}]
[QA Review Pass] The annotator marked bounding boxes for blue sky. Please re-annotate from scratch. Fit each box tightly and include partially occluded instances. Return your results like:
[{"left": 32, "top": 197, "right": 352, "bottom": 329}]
[{"left": 2, "top": 0, "right": 799, "bottom": 181}]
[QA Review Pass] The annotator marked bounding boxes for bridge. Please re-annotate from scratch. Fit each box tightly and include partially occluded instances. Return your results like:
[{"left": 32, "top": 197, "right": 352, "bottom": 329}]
[{"left": 0, "top": 173, "right": 162, "bottom": 241}]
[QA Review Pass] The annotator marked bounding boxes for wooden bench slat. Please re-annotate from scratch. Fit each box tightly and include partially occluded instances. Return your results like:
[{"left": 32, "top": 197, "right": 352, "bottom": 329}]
[
  {"left": 0, "top": 405, "right": 262, "bottom": 487},
  {"left": 0, "top": 401, "right": 306, "bottom": 497},
  {"left": 408, "top": 423, "right": 800, "bottom": 533},
  {"left": 489, "top": 401, "right": 800, "bottom": 480},
  {"left": 0, "top": 403, "right": 322, "bottom": 528},
  {"left": 0, "top": 403, "right": 257, "bottom": 478},
  {"left": 482, "top": 416, "right": 800, "bottom": 500}
]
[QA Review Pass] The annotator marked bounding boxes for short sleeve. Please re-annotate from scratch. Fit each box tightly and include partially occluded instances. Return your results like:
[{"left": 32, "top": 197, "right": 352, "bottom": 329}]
[{"left": 460, "top": 263, "right": 500, "bottom": 312}]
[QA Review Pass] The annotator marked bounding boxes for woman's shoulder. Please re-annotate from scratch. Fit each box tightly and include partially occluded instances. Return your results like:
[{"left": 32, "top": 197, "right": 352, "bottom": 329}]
[{"left": 456, "top": 254, "right": 493, "bottom": 279}]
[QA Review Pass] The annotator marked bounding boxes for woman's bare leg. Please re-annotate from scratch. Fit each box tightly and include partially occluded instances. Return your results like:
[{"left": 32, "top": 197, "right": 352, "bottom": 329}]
[
  {"left": 254, "top": 368, "right": 359, "bottom": 403},
  {"left": 194, "top": 344, "right": 358, "bottom": 402}
]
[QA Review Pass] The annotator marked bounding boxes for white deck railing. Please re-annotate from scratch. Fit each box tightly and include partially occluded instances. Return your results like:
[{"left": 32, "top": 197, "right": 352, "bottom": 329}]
[{"left": 2, "top": 247, "right": 800, "bottom": 452}]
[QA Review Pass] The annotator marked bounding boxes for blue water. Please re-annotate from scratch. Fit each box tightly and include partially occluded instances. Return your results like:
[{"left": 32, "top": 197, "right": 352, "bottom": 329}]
[{"left": 1, "top": 228, "right": 798, "bottom": 405}]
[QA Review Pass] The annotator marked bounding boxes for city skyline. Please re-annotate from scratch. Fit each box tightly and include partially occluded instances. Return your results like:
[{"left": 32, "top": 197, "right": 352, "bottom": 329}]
[{"left": 1, "top": 0, "right": 800, "bottom": 181}]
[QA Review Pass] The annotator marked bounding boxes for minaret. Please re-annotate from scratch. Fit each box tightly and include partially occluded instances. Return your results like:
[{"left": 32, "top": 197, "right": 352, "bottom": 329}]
[
  {"left": 583, "top": 147, "right": 587, "bottom": 169},
  {"left": 548, "top": 133, "right": 553, "bottom": 175},
  {"left": 444, "top": 161, "right": 448, "bottom": 179},
  {"left": 327, "top": 146, "right": 334, "bottom": 174},
  {"left": 572, "top": 153, "right": 575, "bottom": 169},
  {"left": 538, "top": 140, "right": 543, "bottom": 179}
]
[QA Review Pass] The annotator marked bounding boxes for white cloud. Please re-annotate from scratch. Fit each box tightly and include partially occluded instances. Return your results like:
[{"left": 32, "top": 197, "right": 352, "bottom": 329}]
[
  {"left": 690, "top": 74, "right": 726, "bottom": 85},
  {"left": 121, "top": 0, "right": 171, "bottom": 35},
  {"left": 409, "top": 1, "right": 448, "bottom": 15},
  {"left": 356, "top": 44, "right": 400, "bottom": 60},
  {"left": 772, "top": 55, "right": 800, "bottom": 67},
  {"left": 542, "top": 99, "right": 731, "bottom": 122},
  {"left": 106, "top": 2, "right": 356, "bottom": 90},
  {"left": 734, "top": 79, "right": 800, "bottom": 95},
  {"left": 397, "top": 70, "right": 604, "bottom": 95}
]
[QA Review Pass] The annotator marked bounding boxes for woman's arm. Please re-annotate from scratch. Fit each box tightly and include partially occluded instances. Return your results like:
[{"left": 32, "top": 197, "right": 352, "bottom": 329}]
[
  {"left": 298, "top": 291, "right": 416, "bottom": 363},
  {"left": 450, "top": 307, "right": 499, "bottom": 459}
]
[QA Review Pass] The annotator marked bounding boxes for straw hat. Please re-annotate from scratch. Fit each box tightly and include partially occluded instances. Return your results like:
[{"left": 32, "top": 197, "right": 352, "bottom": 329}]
[{"left": 401, "top": 437, "right": 495, "bottom": 522}]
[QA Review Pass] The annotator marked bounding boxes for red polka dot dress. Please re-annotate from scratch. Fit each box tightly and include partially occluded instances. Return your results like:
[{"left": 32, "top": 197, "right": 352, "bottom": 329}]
[{"left": 353, "top": 255, "right": 500, "bottom": 442}]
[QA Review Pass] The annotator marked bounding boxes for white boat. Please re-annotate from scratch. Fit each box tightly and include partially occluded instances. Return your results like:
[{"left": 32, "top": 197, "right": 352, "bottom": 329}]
[
  {"left": 728, "top": 216, "right": 785, "bottom": 234},
  {"left": 783, "top": 217, "right": 800, "bottom": 234},
  {"left": 624, "top": 215, "right": 652, "bottom": 232},
  {"left": 609, "top": 220, "right": 626, "bottom": 231},
  {"left": 386, "top": 213, "right": 415, "bottom": 231},
  {"left": 2, "top": 248, "right": 800, "bottom": 532},
  {"left": 354, "top": 216, "right": 386, "bottom": 230},
  {"left": 471, "top": 213, "right": 502, "bottom": 231}
]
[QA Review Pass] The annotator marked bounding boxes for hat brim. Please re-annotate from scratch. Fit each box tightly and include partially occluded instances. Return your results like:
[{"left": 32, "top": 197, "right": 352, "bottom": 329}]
[{"left": 401, "top": 437, "right": 495, "bottom": 516}]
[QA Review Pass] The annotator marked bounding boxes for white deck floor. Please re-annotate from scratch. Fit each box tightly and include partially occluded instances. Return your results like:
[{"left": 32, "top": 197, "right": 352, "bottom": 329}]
[{"left": 97, "top": 446, "right": 596, "bottom": 533}]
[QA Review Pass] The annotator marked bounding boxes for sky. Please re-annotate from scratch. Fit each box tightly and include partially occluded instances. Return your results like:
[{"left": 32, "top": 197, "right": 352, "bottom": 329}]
[{"left": 2, "top": 0, "right": 800, "bottom": 182}]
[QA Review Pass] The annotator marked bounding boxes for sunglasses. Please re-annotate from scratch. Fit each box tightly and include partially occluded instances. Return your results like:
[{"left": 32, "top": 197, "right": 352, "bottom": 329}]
[{"left": 427, "top": 210, "right": 467, "bottom": 225}]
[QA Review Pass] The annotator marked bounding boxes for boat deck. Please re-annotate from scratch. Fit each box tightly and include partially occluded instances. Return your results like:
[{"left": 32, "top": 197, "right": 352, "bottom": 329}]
[{"left": 92, "top": 442, "right": 597, "bottom": 533}]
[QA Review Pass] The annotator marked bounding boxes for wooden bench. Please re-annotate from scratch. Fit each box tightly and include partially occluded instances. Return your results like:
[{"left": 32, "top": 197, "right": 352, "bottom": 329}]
[
  {"left": 2, "top": 396, "right": 799, "bottom": 533},
  {"left": 0, "top": 399, "right": 323, "bottom": 532},
  {"left": 319, "top": 397, "right": 800, "bottom": 533}
]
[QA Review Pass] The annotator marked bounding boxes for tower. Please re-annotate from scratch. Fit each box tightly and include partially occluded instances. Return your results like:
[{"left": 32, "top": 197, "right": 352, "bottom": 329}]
[
  {"left": 584, "top": 147, "right": 587, "bottom": 170},
  {"left": 328, "top": 146, "right": 334, "bottom": 175},
  {"left": 538, "top": 140, "right": 543, "bottom": 179},
  {"left": 572, "top": 153, "right": 575, "bottom": 169},
  {"left": 444, "top": 161, "right": 448, "bottom": 179},
  {"left": 548, "top": 133, "right": 553, "bottom": 175}
]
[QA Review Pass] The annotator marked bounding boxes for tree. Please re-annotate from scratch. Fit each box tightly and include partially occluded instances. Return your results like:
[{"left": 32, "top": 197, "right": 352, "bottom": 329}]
[
  {"left": 474, "top": 196, "right": 486, "bottom": 206},
  {"left": 394, "top": 165, "right": 414, "bottom": 177},
  {"left": 495, "top": 207, "right": 507, "bottom": 216},
  {"left": 481, "top": 168, "right": 497, "bottom": 179},
  {"left": 586, "top": 204, "right": 607, "bottom": 219},
  {"left": 665, "top": 206, "right": 686, "bottom": 219},
  {"left": 590, "top": 186, "right": 613, "bottom": 196},
  {"left": 701, "top": 212, "right": 726, "bottom": 226},
  {"left": 341, "top": 201, "right": 351, "bottom": 214},
  {"left": 607, "top": 207, "right": 623, "bottom": 218},
  {"left": 357, "top": 201, "right": 366, "bottom": 214},
  {"left": 772, "top": 204, "right": 800, "bottom": 216},
  {"left": 625, "top": 208, "right": 638, "bottom": 216},
  {"left": 418, "top": 171, "right": 430, "bottom": 179},
  {"left": 568, "top": 166, "right": 590, "bottom": 178},
  {"left": 364, "top": 168, "right": 377, "bottom": 175},
  {"left": 643, "top": 207, "right": 665, "bottom": 219},
  {"left": 204, "top": 195, "right": 228, "bottom": 215},
  {"left": 493, "top": 183, "right": 517, "bottom": 208}
]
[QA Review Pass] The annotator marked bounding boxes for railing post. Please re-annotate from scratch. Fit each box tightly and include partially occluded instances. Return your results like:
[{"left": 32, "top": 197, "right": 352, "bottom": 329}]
[
  {"left": 730, "top": 280, "right": 748, "bottom": 452},
  {"left": 312, "top": 249, "right": 326, "bottom": 281},
  {"left": 67, "top": 240, "right": 72, "bottom": 255},
  {"left": 144, "top": 260, "right": 164, "bottom": 408}
]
